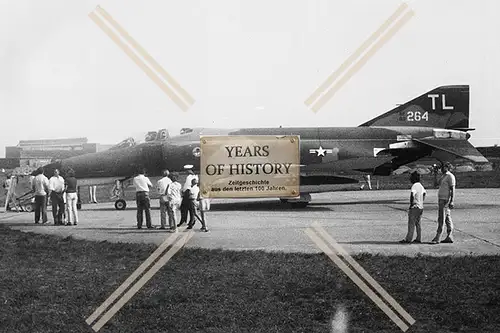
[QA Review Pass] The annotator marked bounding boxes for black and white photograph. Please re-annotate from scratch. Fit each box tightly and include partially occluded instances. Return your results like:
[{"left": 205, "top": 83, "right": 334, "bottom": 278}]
[{"left": 1, "top": 0, "right": 499, "bottom": 332}]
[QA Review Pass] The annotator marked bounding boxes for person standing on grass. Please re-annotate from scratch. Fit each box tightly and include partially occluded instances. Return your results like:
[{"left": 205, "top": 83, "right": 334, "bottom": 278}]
[
  {"left": 156, "top": 169, "right": 171, "bottom": 230},
  {"left": 133, "top": 167, "right": 154, "bottom": 229},
  {"left": 64, "top": 168, "right": 79, "bottom": 226},
  {"left": 400, "top": 171, "right": 426, "bottom": 244},
  {"left": 432, "top": 162, "right": 456, "bottom": 244},
  {"left": 32, "top": 167, "right": 50, "bottom": 224}
]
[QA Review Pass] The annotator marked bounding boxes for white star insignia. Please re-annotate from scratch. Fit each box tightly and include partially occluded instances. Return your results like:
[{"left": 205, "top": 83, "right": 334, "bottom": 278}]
[
  {"left": 317, "top": 146, "right": 326, "bottom": 156},
  {"left": 309, "top": 146, "right": 333, "bottom": 157}
]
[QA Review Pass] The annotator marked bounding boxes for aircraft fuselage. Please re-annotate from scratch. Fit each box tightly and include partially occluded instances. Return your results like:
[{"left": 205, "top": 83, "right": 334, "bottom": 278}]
[{"left": 44, "top": 126, "right": 460, "bottom": 180}]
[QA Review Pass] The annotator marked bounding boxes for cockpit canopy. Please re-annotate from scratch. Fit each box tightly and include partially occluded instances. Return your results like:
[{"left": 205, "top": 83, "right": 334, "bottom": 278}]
[{"left": 144, "top": 128, "right": 170, "bottom": 142}]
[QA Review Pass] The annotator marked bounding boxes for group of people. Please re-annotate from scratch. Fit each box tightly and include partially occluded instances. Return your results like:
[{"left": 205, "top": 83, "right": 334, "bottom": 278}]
[
  {"left": 6, "top": 161, "right": 458, "bottom": 244},
  {"left": 133, "top": 167, "right": 209, "bottom": 232},
  {"left": 30, "top": 167, "right": 79, "bottom": 226},
  {"left": 400, "top": 162, "right": 456, "bottom": 244}
]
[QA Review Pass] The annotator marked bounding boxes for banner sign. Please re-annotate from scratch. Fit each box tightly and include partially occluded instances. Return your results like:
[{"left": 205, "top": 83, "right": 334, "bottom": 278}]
[{"left": 200, "top": 135, "right": 300, "bottom": 198}]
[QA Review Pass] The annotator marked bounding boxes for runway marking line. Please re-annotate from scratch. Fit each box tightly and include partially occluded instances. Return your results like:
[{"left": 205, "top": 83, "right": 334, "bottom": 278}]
[
  {"left": 305, "top": 2, "right": 414, "bottom": 113},
  {"left": 305, "top": 222, "right": 415, "bottom": 332},
  {"left": 89, "top": 5, "right": 194, "bottom": 111},
  {"left": 86, "top": 227, "right": 193, "bottom": 332}
]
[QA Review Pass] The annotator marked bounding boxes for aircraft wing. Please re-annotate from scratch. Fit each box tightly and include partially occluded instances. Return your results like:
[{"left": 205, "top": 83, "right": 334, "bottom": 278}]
[{"left": 398, "top": 138, "right": 489, "bottom": 163}]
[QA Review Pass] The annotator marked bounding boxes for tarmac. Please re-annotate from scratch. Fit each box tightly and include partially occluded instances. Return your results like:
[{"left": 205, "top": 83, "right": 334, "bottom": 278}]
[{"left": 1, "top": 188, "right": 499, "bottom": 257}]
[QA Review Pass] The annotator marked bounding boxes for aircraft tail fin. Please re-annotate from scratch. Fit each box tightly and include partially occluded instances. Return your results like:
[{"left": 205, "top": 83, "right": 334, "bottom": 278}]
[{"left": 359, "top": 85, "right": 471, "bottom": 130}]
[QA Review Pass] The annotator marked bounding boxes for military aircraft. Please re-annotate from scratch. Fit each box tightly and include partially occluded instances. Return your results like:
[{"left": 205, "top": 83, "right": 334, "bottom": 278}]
[{"left": 42, "top": 85, "right": 488, "bottom": 209}]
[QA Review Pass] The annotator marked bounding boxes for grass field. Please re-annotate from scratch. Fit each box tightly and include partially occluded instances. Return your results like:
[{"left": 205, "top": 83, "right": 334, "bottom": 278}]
[{"left": 0, "top": 226, "right": 499, "bottom": 333}]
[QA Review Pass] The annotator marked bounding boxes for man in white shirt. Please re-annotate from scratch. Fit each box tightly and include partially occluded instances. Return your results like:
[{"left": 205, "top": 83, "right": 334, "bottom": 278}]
[
  {"left": 32, "top": 167, "right": 50, "bottom": 224},
  {"left": 133, "top": 168, "right": 153, "bottom": 229},
  {"left": 166, "top": 173, "right": 182, "bottom": 232},
  {"left": 400, "top": 171, "right": 426, "bottom": 244},
  {"left": 179, "top": 168, "right": 199, "bottom": 226},
  {"left": 49, "top": 169, "right": 65, "bottom": 225},
  {"left": 156, "top": 169, "right": 172, "bottom": 229},
  {"left": 432, "top": 162, "right": 456, "bottom": 244}
]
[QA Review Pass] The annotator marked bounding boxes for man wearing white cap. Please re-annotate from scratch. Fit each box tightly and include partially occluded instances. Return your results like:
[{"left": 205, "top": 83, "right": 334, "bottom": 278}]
[{"left": 178, "top": 165, "right": 198, "bottom": 226}]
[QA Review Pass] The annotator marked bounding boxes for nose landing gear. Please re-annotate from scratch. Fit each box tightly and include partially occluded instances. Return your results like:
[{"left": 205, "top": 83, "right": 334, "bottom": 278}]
[
  {"left": 111, "top": 179, "right": 132, "bottom": 210},
  {"left": 114, "top": 199, "right": 127, "bottom": 210}
]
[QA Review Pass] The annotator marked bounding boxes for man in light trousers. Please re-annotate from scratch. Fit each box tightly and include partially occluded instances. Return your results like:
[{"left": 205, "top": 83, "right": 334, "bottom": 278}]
[{"left": 432, "top": 162, "right": 456, "bottom": 244}]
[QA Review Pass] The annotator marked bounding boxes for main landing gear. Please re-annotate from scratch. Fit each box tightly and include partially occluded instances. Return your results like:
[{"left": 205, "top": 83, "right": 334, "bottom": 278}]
[{"left": 280, "top": 193, "right": 311, "bottom": 208}]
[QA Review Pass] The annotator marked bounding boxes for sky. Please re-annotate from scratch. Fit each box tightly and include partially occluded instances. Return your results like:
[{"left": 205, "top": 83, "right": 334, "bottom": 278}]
[{"left": 1, "top": 0, "right": 500, "bottom": 157}]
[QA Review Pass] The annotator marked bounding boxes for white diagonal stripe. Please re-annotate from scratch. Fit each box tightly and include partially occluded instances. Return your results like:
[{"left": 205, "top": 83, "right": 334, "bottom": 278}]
[
  {"left": 305, "top": 228, "right": 410, "bottom": 331},
  {"left": 86, "top": 228, "right": 185, "bottom": 325},
  {"left": 95, "top": 6, "right": 195, "bottom": 107},
  {"left": 312, "top": 222, "right": 416, "bottom": 326},
  {"left": 91, "top": 230, "right": 195, "bottom": 331},
  {"left": 305, "top": 3, "right": 409, "bottom": 107},
  {"left": 89, "top": 7, "right": 193, "bottom": 111},
  {"left": 310, "top": 10, "right": 414, "bottom": 113}
]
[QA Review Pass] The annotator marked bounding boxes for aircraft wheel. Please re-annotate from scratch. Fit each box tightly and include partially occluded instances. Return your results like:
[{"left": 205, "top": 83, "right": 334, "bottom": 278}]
[
  {"left": 290, "top": 202, "right": 309, "bottom": 209},
  {"left": 24, "top": 203, "right": 34, "bottom": 212},
  {"left": 115, "top": 199, "right": 127, "bottom": 210}
]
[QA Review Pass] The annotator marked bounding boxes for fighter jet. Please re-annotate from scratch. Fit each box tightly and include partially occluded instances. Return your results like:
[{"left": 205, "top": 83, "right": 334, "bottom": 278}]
[{"left": 42, "top": 85, "right": 488, "bottom": 209}]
